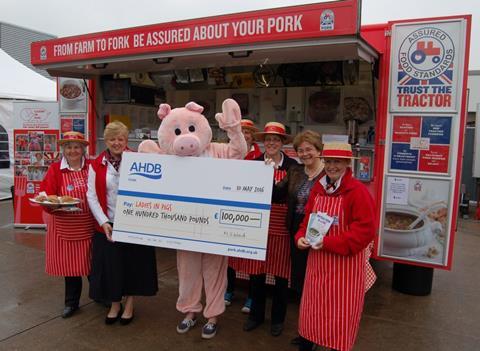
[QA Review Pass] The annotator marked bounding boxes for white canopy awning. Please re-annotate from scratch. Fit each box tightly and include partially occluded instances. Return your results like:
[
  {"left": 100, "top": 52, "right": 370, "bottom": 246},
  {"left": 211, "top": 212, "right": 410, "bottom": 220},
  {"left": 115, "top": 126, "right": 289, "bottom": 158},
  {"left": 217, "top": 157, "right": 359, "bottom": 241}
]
[{"left": 0, "top": 49, "right": 56, "bottom": 101}]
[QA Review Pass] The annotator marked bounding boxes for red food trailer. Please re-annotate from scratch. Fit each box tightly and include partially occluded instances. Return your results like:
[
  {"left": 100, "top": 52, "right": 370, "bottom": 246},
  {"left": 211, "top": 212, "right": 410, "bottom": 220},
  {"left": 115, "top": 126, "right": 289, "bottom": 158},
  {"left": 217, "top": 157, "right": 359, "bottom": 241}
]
[{"left": 29, "top": 0, "right": 471, "bottom": 289}]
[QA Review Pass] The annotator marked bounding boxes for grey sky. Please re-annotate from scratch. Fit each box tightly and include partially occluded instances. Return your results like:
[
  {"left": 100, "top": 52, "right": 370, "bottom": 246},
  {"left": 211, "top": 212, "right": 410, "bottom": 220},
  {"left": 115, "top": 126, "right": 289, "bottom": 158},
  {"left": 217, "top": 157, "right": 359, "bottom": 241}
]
[{"left": 1, "top": 0, "right": 478, "bottom": 69}]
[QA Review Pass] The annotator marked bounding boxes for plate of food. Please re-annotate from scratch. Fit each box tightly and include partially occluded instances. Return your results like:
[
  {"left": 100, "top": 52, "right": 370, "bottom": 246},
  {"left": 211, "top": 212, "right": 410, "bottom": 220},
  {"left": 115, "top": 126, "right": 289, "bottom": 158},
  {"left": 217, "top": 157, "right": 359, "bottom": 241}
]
[
  {"left": 51, "top": 206, "right": 82, "bottom": 213},
  {"left": 30, "top": 194, "right": 81, "bottom": 206}
]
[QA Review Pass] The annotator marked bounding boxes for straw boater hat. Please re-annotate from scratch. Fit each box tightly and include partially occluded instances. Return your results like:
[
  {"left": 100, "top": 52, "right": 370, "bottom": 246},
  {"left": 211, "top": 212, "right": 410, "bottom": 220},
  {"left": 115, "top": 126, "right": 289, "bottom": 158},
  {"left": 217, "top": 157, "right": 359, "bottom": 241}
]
[
  {"left": 58, "top": 131, "right": 89, "bottom": 146},
  {"left": 240, "top": 119, "right": 259, "bottom": 133},
  {"left": 254, "top": 122, "right": 293, "bottom": 144},
  {"left": 321, "top": 142, "right": 358, "bottom": 159}
]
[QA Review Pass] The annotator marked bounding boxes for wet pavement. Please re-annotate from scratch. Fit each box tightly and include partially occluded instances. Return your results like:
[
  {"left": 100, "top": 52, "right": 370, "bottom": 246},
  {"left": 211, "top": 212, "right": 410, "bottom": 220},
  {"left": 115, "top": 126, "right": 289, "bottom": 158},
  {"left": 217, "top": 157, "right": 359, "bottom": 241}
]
[{"left": 0, "top": 200, "right": 479, "bottom": 351}]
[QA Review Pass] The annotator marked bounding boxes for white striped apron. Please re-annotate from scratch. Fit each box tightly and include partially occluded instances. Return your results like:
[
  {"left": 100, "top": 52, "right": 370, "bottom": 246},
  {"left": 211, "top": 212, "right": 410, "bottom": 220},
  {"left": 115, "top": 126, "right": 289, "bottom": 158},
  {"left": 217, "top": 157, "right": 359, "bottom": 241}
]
[
  {"left": 45, "top": 169, "right": 94, "bottom": 276},
  {"left": 299, "top": 194, "right": 369, "bottom": 351},
  {"left": 229, "top": 169, "right": 291, "bottom": 279}
]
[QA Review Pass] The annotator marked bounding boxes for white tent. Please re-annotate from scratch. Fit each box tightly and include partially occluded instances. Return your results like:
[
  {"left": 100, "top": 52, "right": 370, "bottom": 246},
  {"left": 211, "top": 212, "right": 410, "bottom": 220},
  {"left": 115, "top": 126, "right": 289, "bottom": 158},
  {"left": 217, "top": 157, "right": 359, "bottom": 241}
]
[
  {"left": 0, "top": 48, "right": 56, "bottom": 101},
  {"left": 0, "top": 48, "right": 56, "bottom": 199}
]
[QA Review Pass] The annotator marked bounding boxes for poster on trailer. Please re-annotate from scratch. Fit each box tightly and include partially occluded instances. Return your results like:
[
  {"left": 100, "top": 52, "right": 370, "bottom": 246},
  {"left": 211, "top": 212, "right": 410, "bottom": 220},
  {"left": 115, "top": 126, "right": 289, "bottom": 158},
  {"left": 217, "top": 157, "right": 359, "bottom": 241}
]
[
  {"left": 381, "top": 176, "right": 450, "bottom": 266},
  {"left": 380, "top": 16, "right": 469, "bottom": 269},
  {"left": 58, "top": 78, "right": 87, "bottom": 113},
  {"left": 389, "top": 115, "right": 452, "bottom": 175},
  {"left": 389, "top": 20, "right": 467, "bottom": 113}
]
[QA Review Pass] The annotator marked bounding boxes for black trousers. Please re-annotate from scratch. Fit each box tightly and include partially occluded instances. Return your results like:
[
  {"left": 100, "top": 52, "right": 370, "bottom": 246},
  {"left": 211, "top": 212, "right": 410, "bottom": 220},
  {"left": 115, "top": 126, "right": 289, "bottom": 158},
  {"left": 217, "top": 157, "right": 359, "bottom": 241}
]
[
  {"left": 226, "top": 267, "right": 253, "bottom": 298},
  {"left": 249, "top": 273, "right": 288, "bottom": 324},
  {"left": 65, "top": 276, "right": 82, "bottom": 307},
  {"left": 299, "top": 338, "right": 336, "bottom": 351},
  {"left": 227, "top": 267, "right": 236, "bottom": 293},
  {"left": 298, "top": 337, "right": 314, "bottom": 351}
]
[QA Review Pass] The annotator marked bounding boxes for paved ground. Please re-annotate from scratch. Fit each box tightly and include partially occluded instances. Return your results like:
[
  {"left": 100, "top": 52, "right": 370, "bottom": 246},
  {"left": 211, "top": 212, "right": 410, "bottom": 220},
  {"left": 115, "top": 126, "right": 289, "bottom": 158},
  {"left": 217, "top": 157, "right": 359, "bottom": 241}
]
[{"left": 0, "top": 200, "right": 479, "bottom": 351}]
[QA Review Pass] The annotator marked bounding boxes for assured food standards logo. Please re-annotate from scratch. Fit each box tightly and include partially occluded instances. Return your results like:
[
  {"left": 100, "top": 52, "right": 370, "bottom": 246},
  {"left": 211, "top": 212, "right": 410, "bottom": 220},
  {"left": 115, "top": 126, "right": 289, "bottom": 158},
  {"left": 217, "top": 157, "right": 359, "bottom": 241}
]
[
  {"left": 40, "top": 46, "right": 47, "bottom": 60},
  {"left": 397, "top": 27, "right": 455, "bottom": 85},
  {"left": 320, "top": 10, "right": 334, "bottom": 31}
]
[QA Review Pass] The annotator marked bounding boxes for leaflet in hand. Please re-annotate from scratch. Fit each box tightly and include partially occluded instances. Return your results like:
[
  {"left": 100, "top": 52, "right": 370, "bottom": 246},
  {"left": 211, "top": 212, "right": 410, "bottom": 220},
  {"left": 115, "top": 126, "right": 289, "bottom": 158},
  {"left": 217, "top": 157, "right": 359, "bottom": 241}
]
[{"left": 306, "top": 211, "right": 334, "bottom": 245}]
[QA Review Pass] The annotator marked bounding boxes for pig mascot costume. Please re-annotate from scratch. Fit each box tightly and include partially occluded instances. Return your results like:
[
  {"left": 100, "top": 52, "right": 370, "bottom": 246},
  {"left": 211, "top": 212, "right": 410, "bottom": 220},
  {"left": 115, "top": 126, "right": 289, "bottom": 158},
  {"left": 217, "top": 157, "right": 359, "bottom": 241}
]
[{"left": 139, "top": 99, "right": 247, "bottom": 339}]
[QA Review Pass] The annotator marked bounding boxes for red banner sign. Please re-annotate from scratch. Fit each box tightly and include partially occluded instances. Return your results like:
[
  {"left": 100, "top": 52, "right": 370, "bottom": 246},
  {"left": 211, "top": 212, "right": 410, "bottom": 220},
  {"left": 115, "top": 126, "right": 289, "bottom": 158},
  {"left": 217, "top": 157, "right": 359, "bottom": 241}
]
[{"left": 31, "top": 1, "right": 359, "bottom": 65}]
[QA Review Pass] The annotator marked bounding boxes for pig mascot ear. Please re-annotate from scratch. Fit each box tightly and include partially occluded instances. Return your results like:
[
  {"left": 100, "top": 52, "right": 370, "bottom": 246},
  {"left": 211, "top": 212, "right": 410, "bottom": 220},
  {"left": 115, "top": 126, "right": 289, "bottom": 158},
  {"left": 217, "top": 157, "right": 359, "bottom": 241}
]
[
  {"left": 185, "top": 101, "right": 204, "bottom": 114},
  {"left": 158, "top": 104, "right": 172, "bottom": 120}
]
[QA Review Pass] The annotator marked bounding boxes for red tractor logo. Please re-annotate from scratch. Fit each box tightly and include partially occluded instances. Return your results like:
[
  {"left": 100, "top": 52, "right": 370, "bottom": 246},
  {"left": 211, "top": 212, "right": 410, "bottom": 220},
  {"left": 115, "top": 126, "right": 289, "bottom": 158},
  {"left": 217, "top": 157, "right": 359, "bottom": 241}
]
[{"left": 411, "top": 41, "right": 441, "bottom": 64}]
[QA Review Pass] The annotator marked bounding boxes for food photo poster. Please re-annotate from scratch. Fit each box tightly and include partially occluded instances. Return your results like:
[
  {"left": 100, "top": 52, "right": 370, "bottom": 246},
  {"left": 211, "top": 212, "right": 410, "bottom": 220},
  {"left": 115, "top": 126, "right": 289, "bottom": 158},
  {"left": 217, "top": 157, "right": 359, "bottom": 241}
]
[
  {"left": 58, "top": 77, "right": 87, "bottom": 113},
  {"left": 379, "top": 176, "right": 451, "bottom": 266}
]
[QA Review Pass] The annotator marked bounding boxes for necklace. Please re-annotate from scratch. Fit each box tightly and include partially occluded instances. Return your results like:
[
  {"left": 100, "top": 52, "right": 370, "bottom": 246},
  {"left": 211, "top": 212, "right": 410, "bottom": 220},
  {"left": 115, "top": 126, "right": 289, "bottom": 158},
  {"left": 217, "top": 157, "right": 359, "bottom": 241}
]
[{"left": 304, "top": 163, "right": 322, "bottom": 180}]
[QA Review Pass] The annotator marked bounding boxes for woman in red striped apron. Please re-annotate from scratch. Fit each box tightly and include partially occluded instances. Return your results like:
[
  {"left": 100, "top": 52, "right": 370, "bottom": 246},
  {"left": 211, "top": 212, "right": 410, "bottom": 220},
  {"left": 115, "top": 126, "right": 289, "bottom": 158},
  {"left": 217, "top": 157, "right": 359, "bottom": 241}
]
[
  {"left": 39, "top": 131, "right": 94, "bottom": 319},
  {"left": 295, "top": 142, "right": 376, "bottom": 351},
  {"left": 226, "top": 119, "right": 263, "bottom": 313},
  {"left": 243, "top": 122, "right": 298, "bottom": 337}
]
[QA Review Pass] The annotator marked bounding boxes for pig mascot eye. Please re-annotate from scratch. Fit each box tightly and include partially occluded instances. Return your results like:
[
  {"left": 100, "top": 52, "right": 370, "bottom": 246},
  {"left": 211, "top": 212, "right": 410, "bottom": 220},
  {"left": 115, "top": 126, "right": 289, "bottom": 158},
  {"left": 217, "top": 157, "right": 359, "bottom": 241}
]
[
  {"left": 174, "top": 128, "right": 182, "bottom": 136},
  {"left": 188, "top": 125, "right": 196, "bottom": 132}
]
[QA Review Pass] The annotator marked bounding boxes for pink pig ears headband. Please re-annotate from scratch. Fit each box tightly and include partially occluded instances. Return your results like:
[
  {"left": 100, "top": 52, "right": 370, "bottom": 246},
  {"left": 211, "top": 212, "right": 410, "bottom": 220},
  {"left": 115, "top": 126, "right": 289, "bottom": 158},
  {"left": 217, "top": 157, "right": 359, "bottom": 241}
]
[{"left": 157, "top": 101, "right": 204, "bottom": 120}]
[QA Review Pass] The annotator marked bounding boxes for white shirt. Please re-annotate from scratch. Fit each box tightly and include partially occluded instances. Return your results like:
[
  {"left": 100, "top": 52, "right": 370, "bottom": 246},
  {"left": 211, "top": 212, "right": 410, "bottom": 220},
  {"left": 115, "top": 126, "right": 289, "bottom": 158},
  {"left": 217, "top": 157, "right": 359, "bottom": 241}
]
[
  {"left": 273, "top": 152, "right": 284, "bottom": 169},
  {"left": 320, "top": 173, "right": 345, "bottom": 195},
  {"left": 60, "top": 156, "right": 85, "bottom": 171},
  {"left": 87, "top": 156, "right": 120, "bottom": 226}
]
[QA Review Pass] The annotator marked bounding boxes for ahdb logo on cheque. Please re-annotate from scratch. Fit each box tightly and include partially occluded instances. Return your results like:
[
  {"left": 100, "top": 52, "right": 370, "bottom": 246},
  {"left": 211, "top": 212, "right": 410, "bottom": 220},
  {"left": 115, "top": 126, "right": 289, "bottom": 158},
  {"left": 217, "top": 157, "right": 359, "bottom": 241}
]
[{"left": 128, "top": 162, "right": 162, "bottom": 180}]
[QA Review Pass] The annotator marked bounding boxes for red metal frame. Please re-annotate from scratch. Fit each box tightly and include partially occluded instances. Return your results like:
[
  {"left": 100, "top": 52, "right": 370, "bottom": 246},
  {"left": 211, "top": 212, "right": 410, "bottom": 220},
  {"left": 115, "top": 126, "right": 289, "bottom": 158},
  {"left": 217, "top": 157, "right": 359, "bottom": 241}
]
[
  {"left": 87, "top": 80, "right": 96, "bottom": 155},
  {"left": 359, "top": 23, "right": 391, "bottom": 260}
]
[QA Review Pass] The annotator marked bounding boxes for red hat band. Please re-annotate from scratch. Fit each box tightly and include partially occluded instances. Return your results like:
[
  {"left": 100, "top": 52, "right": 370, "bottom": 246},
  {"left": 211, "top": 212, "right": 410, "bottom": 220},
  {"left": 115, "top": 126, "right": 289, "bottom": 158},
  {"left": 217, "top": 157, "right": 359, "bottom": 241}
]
[
  {"left": 59, "top": 131, "right": 89, "bottom": 145},
  {"left": 241, "top": 120, "right": 255, "bottom": 128},
  {"left": 63, "top": 134, "right": 82, "bottom": 141},
  {"left": 322, "top": 149, "right": 353, "bottom": 158},
  {"left": 264, "top": 125, "right": 286, "bottom": 134}
]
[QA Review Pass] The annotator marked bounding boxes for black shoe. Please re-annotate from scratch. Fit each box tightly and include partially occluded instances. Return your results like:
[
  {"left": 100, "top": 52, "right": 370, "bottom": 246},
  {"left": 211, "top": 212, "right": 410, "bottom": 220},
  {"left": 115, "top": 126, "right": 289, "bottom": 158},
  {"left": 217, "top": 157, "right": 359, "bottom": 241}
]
[
  {"left": 270, "top": 323, "right": 284, "bottom": 336},
  {"left": 105, "top": 304, "right": 123, "bottom": 325},
  {"left": 243, "top": 319, "right": 263, "bottom": 332},
  {"left": 62, "top": 306, "right": 78, "bottom": 318},
  {"left": 120, "top": 314, "right": 134, "bottom": 325}
]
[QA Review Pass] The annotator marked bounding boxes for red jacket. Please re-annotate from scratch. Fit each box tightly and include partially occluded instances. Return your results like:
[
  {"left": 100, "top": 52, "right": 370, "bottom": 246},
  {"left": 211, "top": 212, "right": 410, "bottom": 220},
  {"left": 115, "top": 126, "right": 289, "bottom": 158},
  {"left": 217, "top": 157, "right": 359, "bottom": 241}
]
[
  {"left": 295, "top": 168, "right": 376, "bottom": 256},
  {"left": 245, "top": 142, "right": 262, "bottom": 160}
]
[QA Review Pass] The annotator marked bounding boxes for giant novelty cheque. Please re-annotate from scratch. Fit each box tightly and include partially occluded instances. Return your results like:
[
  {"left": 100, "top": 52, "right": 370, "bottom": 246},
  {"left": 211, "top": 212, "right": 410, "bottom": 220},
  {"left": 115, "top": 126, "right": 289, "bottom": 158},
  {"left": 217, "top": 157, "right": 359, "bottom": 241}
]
[
  {"left": 112, "top": 153, "right": 273, "bottom": 260},
  {"left": 112, "top": 98, "right": 273, "bottom": 260}
]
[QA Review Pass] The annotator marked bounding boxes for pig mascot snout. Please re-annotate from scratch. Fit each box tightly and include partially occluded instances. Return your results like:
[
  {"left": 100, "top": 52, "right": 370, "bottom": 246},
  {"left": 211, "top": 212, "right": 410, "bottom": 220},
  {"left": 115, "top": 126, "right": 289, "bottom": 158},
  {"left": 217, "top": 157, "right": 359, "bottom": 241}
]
[
  {"left": 138, "top": 98, "right": 247, "bottom": 338},
  {"left": 173, "top": 134, "right": 201, "bottom": 156}
]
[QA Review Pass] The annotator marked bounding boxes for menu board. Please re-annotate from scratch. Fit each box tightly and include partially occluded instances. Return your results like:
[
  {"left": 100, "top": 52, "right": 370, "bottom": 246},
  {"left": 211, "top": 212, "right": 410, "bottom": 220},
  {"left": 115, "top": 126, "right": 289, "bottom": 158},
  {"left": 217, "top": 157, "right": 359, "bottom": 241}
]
[{"left": 390, "top": 116, "right": 452, "bottom": 174}]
